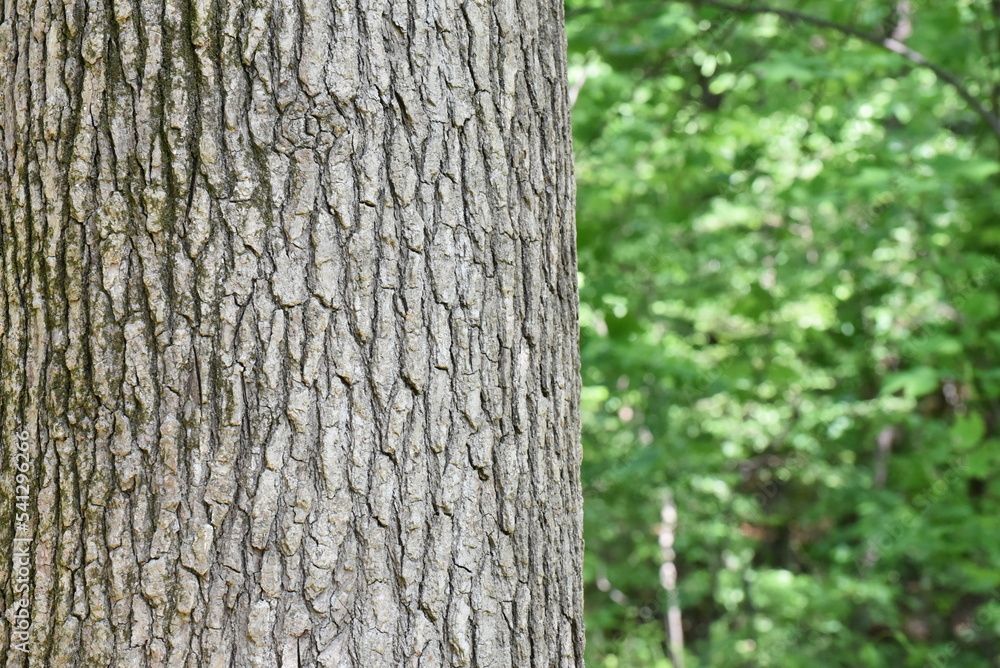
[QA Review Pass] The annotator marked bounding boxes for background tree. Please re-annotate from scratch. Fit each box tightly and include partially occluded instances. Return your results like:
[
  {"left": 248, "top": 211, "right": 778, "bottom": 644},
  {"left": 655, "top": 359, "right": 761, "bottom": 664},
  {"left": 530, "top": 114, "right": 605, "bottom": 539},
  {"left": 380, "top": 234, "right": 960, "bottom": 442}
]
[
  {"left": 0, "top": 0, "right": 584, "bottom": 665},
  {"left": 569, "top": 0, "right": 1000, "bottom": 666}
]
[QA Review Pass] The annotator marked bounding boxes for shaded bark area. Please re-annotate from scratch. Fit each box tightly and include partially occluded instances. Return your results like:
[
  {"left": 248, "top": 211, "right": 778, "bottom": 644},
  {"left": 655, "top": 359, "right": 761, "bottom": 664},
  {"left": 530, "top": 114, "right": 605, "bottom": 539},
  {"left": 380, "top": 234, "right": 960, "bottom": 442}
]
[{"left": 0, "top": 0, "right": 582, "bottom": 665}]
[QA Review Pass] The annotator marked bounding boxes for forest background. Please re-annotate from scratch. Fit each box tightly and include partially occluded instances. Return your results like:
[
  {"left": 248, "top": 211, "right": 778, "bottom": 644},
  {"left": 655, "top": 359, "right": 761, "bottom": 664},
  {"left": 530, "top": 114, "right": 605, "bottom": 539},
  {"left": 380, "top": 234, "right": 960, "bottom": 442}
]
[{"left": 570, "top": 1, "right": 1000, "bottom": 666}]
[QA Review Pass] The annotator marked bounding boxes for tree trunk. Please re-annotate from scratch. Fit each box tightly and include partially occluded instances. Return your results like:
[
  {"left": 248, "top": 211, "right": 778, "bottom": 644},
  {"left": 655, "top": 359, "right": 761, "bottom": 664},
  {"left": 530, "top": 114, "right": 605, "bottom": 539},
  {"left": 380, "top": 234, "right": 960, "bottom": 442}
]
[{"left": 0, "top": 0, "right": 583, "bottom": 664}]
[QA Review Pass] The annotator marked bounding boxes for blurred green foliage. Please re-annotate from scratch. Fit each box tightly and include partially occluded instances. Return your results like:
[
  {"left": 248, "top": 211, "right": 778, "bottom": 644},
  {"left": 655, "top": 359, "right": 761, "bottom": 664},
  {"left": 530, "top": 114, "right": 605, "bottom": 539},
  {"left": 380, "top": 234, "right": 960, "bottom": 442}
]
[{"left": 569, "top": 1, "right": 1000, "bottom": 665}]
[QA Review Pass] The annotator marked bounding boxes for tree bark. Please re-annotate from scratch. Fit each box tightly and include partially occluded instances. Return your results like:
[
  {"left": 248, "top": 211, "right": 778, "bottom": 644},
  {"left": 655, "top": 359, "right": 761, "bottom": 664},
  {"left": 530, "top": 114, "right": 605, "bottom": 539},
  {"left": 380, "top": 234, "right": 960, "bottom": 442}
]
[{"left": 0, "top": 0, "right": 583, "bottom": 665}]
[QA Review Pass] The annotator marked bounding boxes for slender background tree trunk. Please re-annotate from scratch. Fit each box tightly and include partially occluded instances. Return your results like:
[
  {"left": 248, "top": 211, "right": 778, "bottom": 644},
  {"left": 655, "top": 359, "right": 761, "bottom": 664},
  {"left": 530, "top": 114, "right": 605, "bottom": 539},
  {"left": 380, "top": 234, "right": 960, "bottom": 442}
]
[{"left": 0, "top": 0, "right": 583, "bottom": 664}]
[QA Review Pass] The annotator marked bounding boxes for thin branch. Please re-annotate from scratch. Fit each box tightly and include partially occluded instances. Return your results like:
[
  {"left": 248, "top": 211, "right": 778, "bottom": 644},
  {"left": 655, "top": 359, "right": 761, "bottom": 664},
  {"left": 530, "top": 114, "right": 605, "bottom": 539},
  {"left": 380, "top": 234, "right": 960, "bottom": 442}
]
[
  {"left": 658, "top": 492, "right": 685, "bottom": 668},
  {"left": 689, "top": 0, "right": 1000, "bottom": 141}
]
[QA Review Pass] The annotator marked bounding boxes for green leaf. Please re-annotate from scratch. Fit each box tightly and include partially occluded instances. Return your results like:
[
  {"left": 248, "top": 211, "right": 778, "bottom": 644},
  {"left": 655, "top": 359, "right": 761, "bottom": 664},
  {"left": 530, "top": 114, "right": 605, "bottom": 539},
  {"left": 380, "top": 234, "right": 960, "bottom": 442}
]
[
  {"left": 964, "top": 442, "right": 998, "bottom": 477},
  {"left": 956, "top": 292, "right": 1000, "bottom": 323},
  {"left": 881, "top": 367, "right": 939, "bottom": 399},
  {"left": 952, "top": 414, "right": 986, "bottom": 451},
  {"left": 928, "top": 155, "right": 1000, "bottom": 182}
]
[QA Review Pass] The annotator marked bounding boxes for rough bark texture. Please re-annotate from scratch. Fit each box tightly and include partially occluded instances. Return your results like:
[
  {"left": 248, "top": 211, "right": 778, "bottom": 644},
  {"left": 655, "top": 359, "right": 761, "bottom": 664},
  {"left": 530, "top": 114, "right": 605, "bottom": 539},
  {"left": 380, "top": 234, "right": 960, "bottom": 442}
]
[{"left": 0, "top": 0, "right": 582, "bottom": 664}]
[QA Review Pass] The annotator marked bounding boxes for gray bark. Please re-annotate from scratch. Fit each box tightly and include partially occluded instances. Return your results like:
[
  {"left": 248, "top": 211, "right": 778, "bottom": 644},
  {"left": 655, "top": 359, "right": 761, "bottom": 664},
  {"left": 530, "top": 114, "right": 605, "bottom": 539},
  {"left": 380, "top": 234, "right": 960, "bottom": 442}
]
[{"left": 0, "top": 0, "right": 583, "bottom": 665}]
